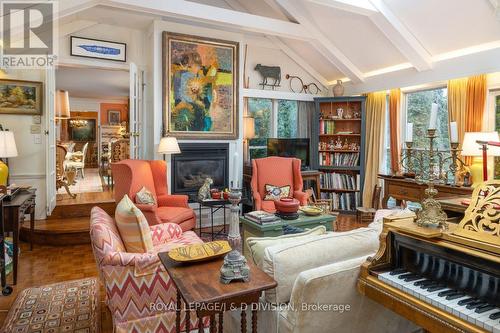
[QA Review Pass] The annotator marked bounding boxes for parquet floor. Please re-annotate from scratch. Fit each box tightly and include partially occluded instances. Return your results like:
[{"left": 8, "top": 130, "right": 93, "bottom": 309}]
[{"left": 0, "top": 214, "right": 363, "bottom": 332}]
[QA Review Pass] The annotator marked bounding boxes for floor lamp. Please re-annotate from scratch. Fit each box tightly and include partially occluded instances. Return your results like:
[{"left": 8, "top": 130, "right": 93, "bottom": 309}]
[{"left": 462, "top": 132, "right": 500, "bottom": 186}]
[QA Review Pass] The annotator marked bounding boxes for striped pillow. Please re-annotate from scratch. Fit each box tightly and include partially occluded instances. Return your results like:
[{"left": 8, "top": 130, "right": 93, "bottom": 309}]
[{"left": 115, "top": 195, "right": 154, "bottom": 253}]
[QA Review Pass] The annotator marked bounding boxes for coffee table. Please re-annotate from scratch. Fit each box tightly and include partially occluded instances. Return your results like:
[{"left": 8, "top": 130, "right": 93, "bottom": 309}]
[
  {"left": 240, "top": 213, "right": 337, "bottom": 254},
  {"left": 159, "top": 254, "right": 277, "bottom": 333}
]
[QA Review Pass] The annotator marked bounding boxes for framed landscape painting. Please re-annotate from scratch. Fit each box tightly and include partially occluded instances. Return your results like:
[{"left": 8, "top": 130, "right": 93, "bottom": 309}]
[
  {"left": 163, "top": 32, "right": 239, "bottom": 139},
  {"left": 0, "top": 79, "right": 42, "bottom": 115}
]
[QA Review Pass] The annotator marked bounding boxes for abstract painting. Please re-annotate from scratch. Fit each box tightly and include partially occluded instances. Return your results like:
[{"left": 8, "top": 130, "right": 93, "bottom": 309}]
[
  {"left": 0, "top": 79, "right": 42, "bottom": 115},
  {"left": 71, "top": 36, "right": 126, "bottom": 62},
  {"left": 163, "top": 32, "right": 239, "bottom": 139}
]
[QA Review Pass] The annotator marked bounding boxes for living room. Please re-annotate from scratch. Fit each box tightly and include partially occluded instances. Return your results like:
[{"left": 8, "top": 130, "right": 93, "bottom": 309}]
[{"left": 0, "top": 1, "right": 499, "bottom": 332}]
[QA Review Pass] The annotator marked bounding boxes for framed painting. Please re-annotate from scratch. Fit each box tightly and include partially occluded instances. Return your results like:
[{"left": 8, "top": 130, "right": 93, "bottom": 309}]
[
  {"left": 0, "top": 79, "right": 42, "bottom": 115},
  {"left": 71, "top": 36, "right": 127, "bottom": 62},
  {"left": 163, "top": 32, "right": 239, "bottom": 140},
  {"left": 108, "top": 110, "right": 121, "bottom": 124},
  {"left": 70, "top": 119, "right": 96, "bottom": 142}
]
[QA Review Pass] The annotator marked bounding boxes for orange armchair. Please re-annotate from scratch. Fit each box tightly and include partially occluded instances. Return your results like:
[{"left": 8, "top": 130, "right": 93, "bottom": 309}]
[
  {"left": 250, "top": 156, "right": 308, "bottom": 213},
  {"left": 112, "top": 159, "right": 196, "bottom": 231}
]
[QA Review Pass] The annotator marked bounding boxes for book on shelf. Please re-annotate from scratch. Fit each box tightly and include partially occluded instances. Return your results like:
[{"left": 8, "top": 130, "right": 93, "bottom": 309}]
[
  {"left": 319, "top": 119, "right": 335, "bottom": 135},
  {"left": 320, "top": 172, "right": 359, "bottom": 190},
  {"left": 319, "top": 152, "right": 359, "bottom": 167},
  {"left": 320, "top": 192, "right": 360, "bottom": 211},
  {"left": 245, "top": 211, "right": 280, "bottom": 224}
]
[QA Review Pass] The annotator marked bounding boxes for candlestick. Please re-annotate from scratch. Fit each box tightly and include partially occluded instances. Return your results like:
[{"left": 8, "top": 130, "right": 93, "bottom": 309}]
[
  {"left": 406, "top": 123, "right": 413, "bottom": 143},
  {"left": 429, "top": 103, "right": 438, "bottom": 129},
  {"left": 450, "top": 122, "right": 458, "bottom": 143},
  {"left": 233, "top": 150, "right": 239, "bottom": 186}
]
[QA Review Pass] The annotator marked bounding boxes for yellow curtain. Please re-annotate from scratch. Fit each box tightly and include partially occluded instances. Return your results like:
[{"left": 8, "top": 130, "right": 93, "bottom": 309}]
[
  {"left": 447, "top": 78, "right": 467, "bottom": 145},
  {"left": 362, "top": 91, "right": 387, "bottom": 207},
  {"left": 389, "top": 89, "right": 401, "bottom": 174},
  {"left": 465, "top": 74, "right": 487, "bottom": 164}
]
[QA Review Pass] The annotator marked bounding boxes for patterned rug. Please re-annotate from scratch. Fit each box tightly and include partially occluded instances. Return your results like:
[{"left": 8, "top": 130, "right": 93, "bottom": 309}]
[
  {"left": 58, "top": 168, "right": 103, "bottom": 194},
  {"left": 1, "top": 278, "right": 100, "bottom": 333}
]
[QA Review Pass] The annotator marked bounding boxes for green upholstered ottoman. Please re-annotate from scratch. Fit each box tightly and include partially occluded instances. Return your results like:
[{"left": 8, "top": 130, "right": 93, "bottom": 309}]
[
  {"left": 1, "top": 278, "right": 100, "bottom": 333},
  {"left": 241, "top": 213, "right": 336, "bottom": 254}
]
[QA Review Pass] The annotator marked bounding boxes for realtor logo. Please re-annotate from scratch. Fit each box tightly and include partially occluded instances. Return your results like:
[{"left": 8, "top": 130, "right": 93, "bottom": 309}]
[{"left": 1, "top": 1, "right": 57, "bottom": 68}]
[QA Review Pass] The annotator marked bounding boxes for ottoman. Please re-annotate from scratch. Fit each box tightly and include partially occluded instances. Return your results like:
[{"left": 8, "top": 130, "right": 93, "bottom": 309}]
[{"left": 1, "top": 278, "right": 100, "bottom": 333}]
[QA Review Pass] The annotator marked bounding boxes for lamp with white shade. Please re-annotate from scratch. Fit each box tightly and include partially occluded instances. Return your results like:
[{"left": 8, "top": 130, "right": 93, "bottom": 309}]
[
  {"left": 461, "top": 132, "right": 500, "bottom": 186},
  {"left": 158, "top": 136, "right": 181, "bottom": 155},
  {"left": 0, "top": 130, "right": 18, "bottom": 186}
]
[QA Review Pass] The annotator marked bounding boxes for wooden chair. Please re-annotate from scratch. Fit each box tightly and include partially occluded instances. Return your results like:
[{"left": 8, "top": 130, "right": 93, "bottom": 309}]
[
  {"left": 56, "top": 145, "right": 76, "bottom": 198},
  {"left": 65, "top": 142, "right": 89, "bottom": 178},
  {"left": 356, "top": 185, "right": 382, "bottom": 224}
]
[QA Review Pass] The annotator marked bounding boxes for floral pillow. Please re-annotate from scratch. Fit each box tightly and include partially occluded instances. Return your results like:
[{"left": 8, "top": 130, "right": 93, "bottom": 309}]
[
  {"left": 264, "top": 184, "right": 291, "bottom": 201},
  {"left": 135, "top": 186, "right": 156, "bottom": 205}
]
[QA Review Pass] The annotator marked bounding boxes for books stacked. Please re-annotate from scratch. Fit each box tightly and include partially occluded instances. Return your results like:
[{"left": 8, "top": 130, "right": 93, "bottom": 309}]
[
  {"left": 245, "top": 211, "right": 280, "bottom": 224},
  {"left": 319, "top": 152, "right": 359, "bottom": 167},
  {"left": 319, "top": 119, "right": 335, "bottom": 134},
  {"left": 320, "top": 173, "right": 359, "bottom": 191},
  {"left": 320, "top": 192, "right": 360, "bottom": 211}
]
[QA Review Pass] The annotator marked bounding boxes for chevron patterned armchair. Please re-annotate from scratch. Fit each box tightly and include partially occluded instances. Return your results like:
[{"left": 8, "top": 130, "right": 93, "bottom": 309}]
[{"left": 90, "top": 207, "right": 207, "bottom": 333}]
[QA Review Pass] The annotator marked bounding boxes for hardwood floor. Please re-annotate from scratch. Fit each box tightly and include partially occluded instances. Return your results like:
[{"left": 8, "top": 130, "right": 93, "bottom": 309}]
[{"left": 1, "top": 214, "right": 365, "bottom": 332}]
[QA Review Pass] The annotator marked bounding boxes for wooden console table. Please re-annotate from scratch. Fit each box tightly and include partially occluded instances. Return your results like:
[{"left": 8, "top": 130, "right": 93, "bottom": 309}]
[
  {"left": 379, "top": 175, "right": 472, "bottom": 208},
  {"left": 159, "top": 254, "right": 277, "bottom": 333},
  {"left": 3, "top": 189, "right": 36, "bottom": 285}
]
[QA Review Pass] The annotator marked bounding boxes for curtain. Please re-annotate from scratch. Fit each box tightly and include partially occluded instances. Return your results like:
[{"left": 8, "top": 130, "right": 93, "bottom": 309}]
[
  {"left": 362, "top": 92, "right": 387, "bottom": 207},
  {"left": 464, "top": 74, "right": 487, "bottom": 164},
  {"left": 297, "top": 101, "right": 315, "bottom": 138},
  {"left": 447, "top": 78, "right": 467, "bottom": 145},
  {"left": 389, "top": 89, "right": 401, "bottom": 174}
]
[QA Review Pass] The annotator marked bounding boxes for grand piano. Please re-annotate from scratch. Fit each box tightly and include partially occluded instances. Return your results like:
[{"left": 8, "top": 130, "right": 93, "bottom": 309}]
[{"left": 358, "top": 180, "right": 500, "bottom": 333}]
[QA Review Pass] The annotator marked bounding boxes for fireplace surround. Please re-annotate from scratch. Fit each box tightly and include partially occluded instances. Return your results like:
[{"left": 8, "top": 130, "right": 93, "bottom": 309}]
[{"left": 171, "top": 143, "right": 229, "bottom": 201}]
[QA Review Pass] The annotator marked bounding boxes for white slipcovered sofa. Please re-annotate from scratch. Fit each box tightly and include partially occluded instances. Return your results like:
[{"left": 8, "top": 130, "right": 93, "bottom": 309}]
[{"left": 225, "top": 210, "right": 418, "bottom": 333}]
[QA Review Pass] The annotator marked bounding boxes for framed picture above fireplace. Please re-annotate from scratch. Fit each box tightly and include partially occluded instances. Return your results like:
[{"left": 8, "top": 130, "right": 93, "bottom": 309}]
[{"left": 163, "top": 32, "right": 239, "bottom": 140}]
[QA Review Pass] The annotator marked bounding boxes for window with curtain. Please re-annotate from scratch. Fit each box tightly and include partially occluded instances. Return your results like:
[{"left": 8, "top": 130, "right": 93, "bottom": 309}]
[
  {"left": 495, "top": 95, "right": 500, "bottom": 179},
  {"left": 405, "top": 87, "right": 450, "bottom": 150},
  {"left": 247, "top": 98, "right": 299, "bottom": 159}
]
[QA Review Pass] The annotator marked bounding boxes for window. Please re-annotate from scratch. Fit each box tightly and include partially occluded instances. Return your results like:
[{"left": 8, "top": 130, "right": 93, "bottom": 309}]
[
  {"left": 247, "top": 98, "right": 299, "bottom": 159},
  {"left": 495, "top": 95, "right": 500, "bottom": 179},
  {"left": 405, "top": 87, "right": 450, "bottom": 150}
]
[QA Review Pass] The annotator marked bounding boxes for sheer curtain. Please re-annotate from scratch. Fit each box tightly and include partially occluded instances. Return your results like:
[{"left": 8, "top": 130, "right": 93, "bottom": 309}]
[{"left": 362, "top": 92, "right": 387, "bottom": 207}]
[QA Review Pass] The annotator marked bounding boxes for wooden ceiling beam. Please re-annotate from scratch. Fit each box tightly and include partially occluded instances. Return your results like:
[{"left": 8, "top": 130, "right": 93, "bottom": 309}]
[
  {"left": 306, "top": 0, "right": 377, "bottom": 16},
  {"left": 368, "top": 0, "right": 432, "bottom": 71}
]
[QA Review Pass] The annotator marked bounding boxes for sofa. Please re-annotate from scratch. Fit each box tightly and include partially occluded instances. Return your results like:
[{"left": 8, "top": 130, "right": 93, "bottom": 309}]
[
  {"left": 225, "top": 210, "right": 418, "bottom": 333},
  {"left": 89, "top": 206, "right": 207, "bottom": 332},
  {"left": 112, "top": 159, "right": 196, "bottom": 231},
  {"left": 251, "top": 156, "right": 309, "bottom": 213}
]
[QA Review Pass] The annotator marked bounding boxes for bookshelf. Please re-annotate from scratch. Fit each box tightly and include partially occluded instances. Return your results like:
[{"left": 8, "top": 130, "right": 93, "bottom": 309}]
[{"left": 312, "top": 96, "right": 366, "bottom": 214}]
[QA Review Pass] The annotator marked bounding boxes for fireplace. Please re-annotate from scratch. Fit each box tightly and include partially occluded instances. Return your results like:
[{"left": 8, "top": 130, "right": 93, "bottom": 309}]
[{"left": 171, "top": 143, "right": 229, "bottom": 201}]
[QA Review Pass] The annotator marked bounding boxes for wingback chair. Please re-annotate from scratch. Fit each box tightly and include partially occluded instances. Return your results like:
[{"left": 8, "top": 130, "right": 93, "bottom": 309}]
[
  {"left": 251, "top": 157, "right": 308, "bottom": 213},
  {"left": 112, "top": 159, "right": 196, "bottom": 231},
  {"left": 90, "top": 207, "right": 208, "bottom": 332}
]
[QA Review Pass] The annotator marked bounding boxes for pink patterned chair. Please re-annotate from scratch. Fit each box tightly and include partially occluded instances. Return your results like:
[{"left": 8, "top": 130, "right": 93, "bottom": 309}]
[
  {"left": 251, "top": 156, "right": 309, "bottom": 213},
  {"left": 90, "top": 207, "right": 208, "bottom": 332},
  {"left": 112, "top": 159, "right": 196, "bottom": 231}
]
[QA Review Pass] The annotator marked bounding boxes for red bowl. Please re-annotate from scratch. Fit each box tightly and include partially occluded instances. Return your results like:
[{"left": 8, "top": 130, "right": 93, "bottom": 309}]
[
  {"left": 274, "top": 198, "right": 300, "bottom": 213},
  {"left": 223, "top": 192, "right": 229, "bottom": 200},
  {"left": 211, "top": 192, "right": 221, "bottom": 199}
]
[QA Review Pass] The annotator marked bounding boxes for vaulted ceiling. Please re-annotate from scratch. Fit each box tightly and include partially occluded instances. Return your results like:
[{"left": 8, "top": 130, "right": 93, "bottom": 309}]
[{"left": 56, "top": 0, "right": 500, "bottom": 92}]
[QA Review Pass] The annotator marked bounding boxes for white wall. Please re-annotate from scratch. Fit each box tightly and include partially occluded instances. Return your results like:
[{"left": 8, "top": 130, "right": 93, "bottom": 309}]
[{"left": 0, "top": 69, "right": 47, "bottom": 219}]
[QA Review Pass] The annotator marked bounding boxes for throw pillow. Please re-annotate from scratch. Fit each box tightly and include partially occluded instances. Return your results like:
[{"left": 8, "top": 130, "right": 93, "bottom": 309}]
[
  {"left": 135, "top": 186, "right": 156, "bottom": 205},
  {"left": 115, "top": 195, "right": 154, "bottom": 253},
  {"left": 246, "top": 225, "right": 327, "bottom": 268},
  {"left": 264, "top": 184, "right": 291, "bottom": 201}
]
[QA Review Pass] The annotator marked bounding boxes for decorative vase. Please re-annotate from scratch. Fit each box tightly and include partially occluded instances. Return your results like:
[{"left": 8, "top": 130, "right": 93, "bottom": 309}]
[{"left": 333, "top": 80, "right": 344, "bottom": 97}]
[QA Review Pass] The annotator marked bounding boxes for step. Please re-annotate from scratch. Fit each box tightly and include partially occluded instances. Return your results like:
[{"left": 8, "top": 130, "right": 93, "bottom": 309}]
[
  {"left": 20, "top": 217, "right": 92, "bottom": 246},
  {"left": 50, "top": 194, "right": 115, "bottom": 219}
]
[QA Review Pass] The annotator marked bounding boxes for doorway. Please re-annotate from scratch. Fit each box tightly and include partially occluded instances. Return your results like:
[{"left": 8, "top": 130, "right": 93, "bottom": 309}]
[{"left": 55, "top": 66, "right": 130, "bottom": 204}]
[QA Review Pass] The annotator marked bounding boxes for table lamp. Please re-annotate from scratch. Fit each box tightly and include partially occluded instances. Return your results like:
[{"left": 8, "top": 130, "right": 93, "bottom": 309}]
[
  {"left": 158, "top": 136, "right": 181, "bottom": 155},
  {"left": 55, "top": 90, "right": 70, "bottom": 119},
  {"left": 0, "top": 130, "right": 18, "bottom": 186},
  {"left": 461, "top": 132, "right": 500, "bottom": 186},
  {"left": 243, "top": 115, "right": 255, "bottom": 163}
]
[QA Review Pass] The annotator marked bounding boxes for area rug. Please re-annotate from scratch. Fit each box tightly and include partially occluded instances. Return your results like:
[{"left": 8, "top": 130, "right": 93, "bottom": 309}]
[
  {"left": 1, "top": 278, "right": 100, "bottom": 333},
  {"left": 58, "top": 168, "right": 103, "bottom": 194}
]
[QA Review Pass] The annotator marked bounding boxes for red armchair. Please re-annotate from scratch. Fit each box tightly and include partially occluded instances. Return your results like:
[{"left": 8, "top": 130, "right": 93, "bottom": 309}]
[
  {"left": 112, "top": 159, "right": 196, "bottom": 231},
  {"left": 250, "top": 156, "right": 308, "bottom": 213}
]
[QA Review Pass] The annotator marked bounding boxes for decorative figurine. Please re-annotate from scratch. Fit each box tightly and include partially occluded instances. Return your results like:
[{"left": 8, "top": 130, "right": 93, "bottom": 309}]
[
  {"left": 334, "top": 138, "right": 343, "bottom": 149},
  {"left": 336, "top": 108, "right": 344, "bottom": 119},
  {"left": 255, "top": 64, "right": 281, "bottom": 90},
  {"left": 197, "top": 177, "right": 213, "bottom": 201}
]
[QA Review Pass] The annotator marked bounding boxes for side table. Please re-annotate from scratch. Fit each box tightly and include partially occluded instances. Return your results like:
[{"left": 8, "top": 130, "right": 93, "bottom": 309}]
[
  {"left": 198, "top": 199, "right": 230, "bottom": 241},
  {"left": 158, "top": 254, "right": 277, "bottom": 333}
]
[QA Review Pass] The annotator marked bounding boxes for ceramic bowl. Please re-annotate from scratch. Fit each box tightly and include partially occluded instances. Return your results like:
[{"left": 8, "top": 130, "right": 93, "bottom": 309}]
[{"left": 274, "top": 198, "right": 300, "bottom": 213}]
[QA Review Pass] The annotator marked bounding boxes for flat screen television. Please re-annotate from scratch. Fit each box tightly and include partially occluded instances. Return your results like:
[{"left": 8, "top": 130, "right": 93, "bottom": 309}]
[{"left": 267, "top": 138, "right": 310, "bottom": 169}]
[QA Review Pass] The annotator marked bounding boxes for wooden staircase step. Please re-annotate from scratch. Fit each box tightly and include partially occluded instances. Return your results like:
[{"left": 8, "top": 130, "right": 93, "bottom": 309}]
[
  {"left": 21, "top": 217, "right": 93, "bottom": 246},
  {"left": 49, "top": 201, "right": 115, "bottom": 219}
]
